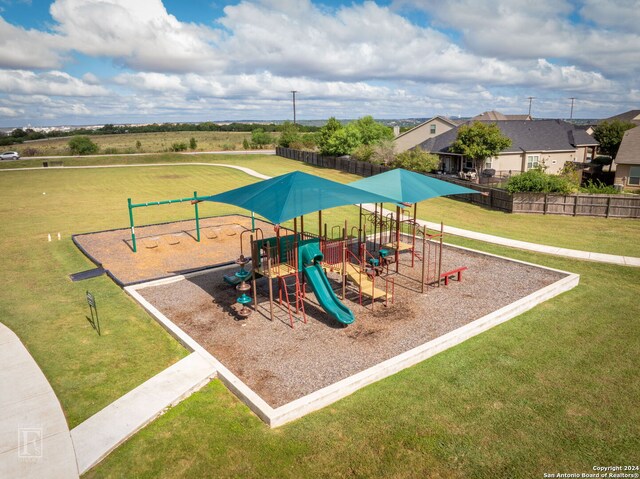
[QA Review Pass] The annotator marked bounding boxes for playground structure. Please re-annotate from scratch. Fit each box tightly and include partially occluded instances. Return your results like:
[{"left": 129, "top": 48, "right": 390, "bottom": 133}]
[
  {"left": 122, "top": 169, "right": 477, "bottom": 329},
  {"left": 234, "top": 211, "right": 446, "bottom": 328}
]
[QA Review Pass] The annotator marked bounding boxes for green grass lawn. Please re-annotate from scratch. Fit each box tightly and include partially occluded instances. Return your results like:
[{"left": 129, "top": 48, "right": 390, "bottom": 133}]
[
  {"left": 0, "top": 155, "right": 638, "bottom": 476},
  {"left": 84, "top": 245, "right": 640, "bottom": 478},
  {"left": 3, "top": 153, "right": 638, "bottom": 255}
]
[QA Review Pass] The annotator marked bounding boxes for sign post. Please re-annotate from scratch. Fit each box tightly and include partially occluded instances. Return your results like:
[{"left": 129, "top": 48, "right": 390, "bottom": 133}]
[{"left": 86, "top": 291, "right": 100, "bottom": 336}]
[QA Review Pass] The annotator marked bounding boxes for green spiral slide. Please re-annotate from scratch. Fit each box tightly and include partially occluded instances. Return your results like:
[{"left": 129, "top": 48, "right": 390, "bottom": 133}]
[{"left": 298, "top": 242, "right": 355, "bottom": 325}]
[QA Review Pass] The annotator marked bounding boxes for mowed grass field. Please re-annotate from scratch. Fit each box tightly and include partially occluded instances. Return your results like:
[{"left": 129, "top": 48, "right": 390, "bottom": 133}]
[
  {"left": 14, "top": 130, "right": 264, "bottom": 156},
  {"left": 0, "top": 155, "right": 638, "bottom": 477}
]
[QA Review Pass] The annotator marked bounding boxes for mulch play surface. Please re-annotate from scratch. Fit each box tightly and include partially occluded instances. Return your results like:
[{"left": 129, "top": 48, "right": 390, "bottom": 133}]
[
  {"left": 134, "top": 239, "right": 569, "bottom": 408},
  {"left": 74, "top": 215, "right": 277, "bottom": 285}
]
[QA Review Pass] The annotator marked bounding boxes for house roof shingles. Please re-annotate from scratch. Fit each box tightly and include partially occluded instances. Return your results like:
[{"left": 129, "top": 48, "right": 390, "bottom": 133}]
[
  {"left": 615, "top": 126, "right": 640, "bottom": 165},
  {"left": 418, "top": 119, "right": 598, "bottom": 155},
  {"left": 601, "top": 110, "right": 640, "bottom": 125}
]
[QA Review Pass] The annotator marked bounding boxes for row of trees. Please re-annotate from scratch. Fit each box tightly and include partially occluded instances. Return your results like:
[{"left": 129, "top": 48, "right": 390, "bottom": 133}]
[{"left": 0, "top": 122, "right": 321, "bottom": 147}]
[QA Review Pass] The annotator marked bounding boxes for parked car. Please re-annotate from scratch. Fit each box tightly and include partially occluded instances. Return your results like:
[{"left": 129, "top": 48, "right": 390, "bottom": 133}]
[
  {"left": 458, "top": 167, "right": 477, "bottom": 181},
  {"left": 0, "top": 151, "right": 20, "bottom": 161}
]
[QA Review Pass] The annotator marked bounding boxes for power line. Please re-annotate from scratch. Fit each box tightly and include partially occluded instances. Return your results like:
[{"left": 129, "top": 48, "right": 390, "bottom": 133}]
[
  {"left": 569, "top": 97, "right": 576, "bottom": 120},
  {"left": 291, "top": 91, "right": 298, "bottom": 124}
]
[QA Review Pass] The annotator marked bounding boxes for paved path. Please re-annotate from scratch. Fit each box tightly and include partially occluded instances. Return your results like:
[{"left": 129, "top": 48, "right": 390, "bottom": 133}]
[
  {"left": 71, "top": 352, "right": 215, "bottom": 474},
  {"left": 0, "top": 323, "right": 78, "bottom": 479},
  {"left": 0, "top": 162, "right": 272, "bottom": 179},
  {"left": 362, "top": 204, "right": 640, "bottom": 267}
]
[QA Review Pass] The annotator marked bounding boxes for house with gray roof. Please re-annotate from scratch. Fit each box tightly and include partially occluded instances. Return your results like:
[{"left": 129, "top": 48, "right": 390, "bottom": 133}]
[
  {"left": 613, "top": 126, "right": 640, "bottom": 190},
  {"left": 600, "top": 110, "right": 640, "bottom": 126},
  {"left": 394, "top": 116, "right": 461, "bottom": 153},
  {"left": 472, "top": 110, "right": 532, "bottom": 121},
  {"left": 417, "top": 119, "right": 598, "bottom": 176}
]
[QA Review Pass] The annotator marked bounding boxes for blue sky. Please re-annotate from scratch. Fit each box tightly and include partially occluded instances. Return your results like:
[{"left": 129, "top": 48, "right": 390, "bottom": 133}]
[{"left": 0, "top": 0, "right": 638, "bottom": 127}]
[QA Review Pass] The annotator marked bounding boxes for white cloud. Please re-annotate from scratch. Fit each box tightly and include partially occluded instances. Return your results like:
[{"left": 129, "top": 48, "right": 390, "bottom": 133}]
[
  {"left": 0, "top": 106, "right": 20, "bottom": 117},
  {"left": 395, "top": 0, "right": 640, "bottom": 77},
  {"left": 49, "top": 0, "right": 225, "bottom": 72},
  {"left": 0, "top": 17, "right": 64, "bottom": 69},
  {"left": 0, "top": 0, "right": 638, "bottom": 125},
  {"left": 0, "top": 69, "right": 108, "bottom": 96}
]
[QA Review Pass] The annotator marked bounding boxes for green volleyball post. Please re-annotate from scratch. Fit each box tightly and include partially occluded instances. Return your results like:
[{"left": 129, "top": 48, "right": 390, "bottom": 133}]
[
  {"left": 128, "top": 198, "right": 137, "bottom": 253},
  {"left": 194, "top": 191, "right": 201, "bottom": 242}
]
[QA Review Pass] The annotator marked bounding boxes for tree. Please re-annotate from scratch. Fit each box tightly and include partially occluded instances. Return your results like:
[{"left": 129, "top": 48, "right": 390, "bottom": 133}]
[
  {"left": 250, "top": 128, "right": 272, "bottom": 149},
  {"left": 189, "top": 137, "right": 197, "bottom": 150},
  {"left": 322, "top": 124, "right": 362, "bottom": 156},
  {"left": 318, "top": 116, "right": 393, "bottom": 156},
  {"left": 593, "top": 120, "right": 636, "bottom": 158},
  {"left": 68, "top": 136, "right": 99, "bottom": 155},
  {"left": 351, "top": 115, "right": 394, "bottom": 145},
  {"left": 450, "top": 122, "right": 511, "bottom": 173},
  {"left": 277, "top": 121, "right": 301, "bottom": 148},
  {"left": 318, "top": 117, "right": 343, "bottom": 154}
]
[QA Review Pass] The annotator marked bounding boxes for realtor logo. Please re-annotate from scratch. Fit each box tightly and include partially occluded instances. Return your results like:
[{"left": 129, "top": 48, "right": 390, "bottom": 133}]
[{"left": 18, "top": 428, "right": 43, "bottom": 459}]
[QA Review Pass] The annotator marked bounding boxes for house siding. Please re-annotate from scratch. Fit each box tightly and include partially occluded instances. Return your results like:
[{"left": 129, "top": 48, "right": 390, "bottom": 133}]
[{"left": 395, "top": 118, "right": 456, "bottom": 153}]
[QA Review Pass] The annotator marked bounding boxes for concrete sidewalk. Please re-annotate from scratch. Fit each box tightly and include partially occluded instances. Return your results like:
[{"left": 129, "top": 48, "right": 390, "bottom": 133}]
[
  {"left": 0, "top": 323, "right": 78, "bottom": 479},
  {"left": 70, "top": 352, "right": 215, "bottom": 474},
  {"left": 361, "top": 204, "right": 640, "bottom": 267}
]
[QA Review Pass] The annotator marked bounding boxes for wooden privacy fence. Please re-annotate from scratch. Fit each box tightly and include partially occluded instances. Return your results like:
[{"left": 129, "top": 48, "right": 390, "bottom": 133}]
[{"left": 276, "top": 147, "right": 640, "bottom": 218}]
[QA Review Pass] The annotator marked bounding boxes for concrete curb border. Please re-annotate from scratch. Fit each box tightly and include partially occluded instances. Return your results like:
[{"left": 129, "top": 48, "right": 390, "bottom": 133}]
[{"left": 127, "top": 242, "right": 579, "bottom": 428}]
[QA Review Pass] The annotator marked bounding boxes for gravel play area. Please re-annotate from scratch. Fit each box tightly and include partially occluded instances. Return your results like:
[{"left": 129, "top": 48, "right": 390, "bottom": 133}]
[
  {"left": 74, "top": 215, "right": 277, "bottom": 285},
  {"left": 136, "top": 243, "right": 568, "bottom": 408}
]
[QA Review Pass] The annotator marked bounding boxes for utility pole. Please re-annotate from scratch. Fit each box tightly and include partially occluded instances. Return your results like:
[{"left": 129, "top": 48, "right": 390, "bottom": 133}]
[
  {"left": 291, "top": 90, "right": 298, "bottom": 124},
  {"left": 569, "top": 97, "right": 576, "bottom": 120},
  {"left": 527, "top": 97, "right": 535, "bottom": 116}
]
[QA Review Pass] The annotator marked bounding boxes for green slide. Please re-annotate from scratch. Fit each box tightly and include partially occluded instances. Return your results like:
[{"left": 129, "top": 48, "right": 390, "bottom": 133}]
[{"left": 299, "top": 242, "right": 355, "bottom": 325}]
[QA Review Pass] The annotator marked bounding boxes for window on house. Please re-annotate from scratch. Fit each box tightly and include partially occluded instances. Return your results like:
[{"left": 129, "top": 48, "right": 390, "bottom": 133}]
[
  {"left": 485, "top": 158, "right": 492, "bottom": 169},
  {"left": 629, "top": 166, "right": 640, "bottom": 185},
  {"left": 464, "top": 159, "right": 474, "bottom": 169},
  {"left": 430, "top": 124, "right": 436, "bottom": 134},
  {"left": 527, "top": 155, "right": 540, "bottom": 170}
]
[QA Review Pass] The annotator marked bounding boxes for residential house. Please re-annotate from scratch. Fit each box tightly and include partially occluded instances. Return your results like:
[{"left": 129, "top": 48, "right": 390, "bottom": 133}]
[
  {"left": 600, "top": 110, "right": 640, "bottom": 126},
  {"left": 417, "top": 119, "right": 598, "bottom": 176},
  {"left": 394, "top": 116, "right": 460, "bottom": 153},
  {"left": 472, "top": 110, "right": 532, "bottom": 121},
  {"left": 613, "top": 126, "right": 640, "bottom": 190}
]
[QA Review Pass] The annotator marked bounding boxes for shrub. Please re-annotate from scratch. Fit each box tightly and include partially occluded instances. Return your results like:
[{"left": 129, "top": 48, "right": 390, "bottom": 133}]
[
  {"left": 580, "top": 180, "right": 620, "bottom": 194},
  {"left": 277, "top": 121, "right": 301, "bottom": 148},
  {"left": 242, "top": 139, "right": 250, "bottom": 150},
  {"left": 351, "top": 144, "right": 375, "bottom": 162},
  {"left": 391, "top": 149, "right": 440, "bottom": 173},
  {"left": 505, "top": 169, "right": 574, "bottom": 194},
  {"left": 21, "top": 147, "right": 39, "bottom": 157},
  {"left": 135, "top": 140, "right": 142, "bottom": 150},
  {"left": 189, "top": 137, "right": 197, "bottom": 150},
  {"left": 170, "top": 142, "right": 188, "bottom": 152},
  {"left": 68, "top": 136, "right": 99, "bottom": 155},
  {"left": 102, "top": 147, "right": 120, "bottom": 155},
  {"left": 222, "top": 143, "right": 236, "bottom": 151}
]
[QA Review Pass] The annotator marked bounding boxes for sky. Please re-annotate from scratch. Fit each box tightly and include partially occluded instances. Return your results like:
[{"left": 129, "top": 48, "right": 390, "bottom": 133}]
[{"left": 0, "top": 0, "right": 638, "bottom": 127}]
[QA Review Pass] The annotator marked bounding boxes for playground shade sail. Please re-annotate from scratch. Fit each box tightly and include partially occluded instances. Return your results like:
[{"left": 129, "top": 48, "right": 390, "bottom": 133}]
[
  {"left": 201, "top": 171, "right": 398, "bottom": 224},
  {"left": 349, "top": 168, "right": 479, "bottom": 204}
]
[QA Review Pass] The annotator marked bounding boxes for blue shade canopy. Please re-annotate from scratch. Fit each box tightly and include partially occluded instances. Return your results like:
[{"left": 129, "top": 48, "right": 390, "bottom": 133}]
[
  {"left": 201, "top": 171, "right": 399, "bottom": 224},
  {"left": 349, "top": 168, "right": 479, "bottom": 204}
]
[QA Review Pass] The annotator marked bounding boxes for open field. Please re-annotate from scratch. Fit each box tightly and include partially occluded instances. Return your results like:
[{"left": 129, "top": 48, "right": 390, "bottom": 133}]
[
  {"left": 0, "top": 155, "right": 638, "bottom": 476},
  {"left": 3, "top": 153, "right": 639, "bottom": 256},
  {"left": 12, "top": 131, "right": 267, "bottom": 156}
]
